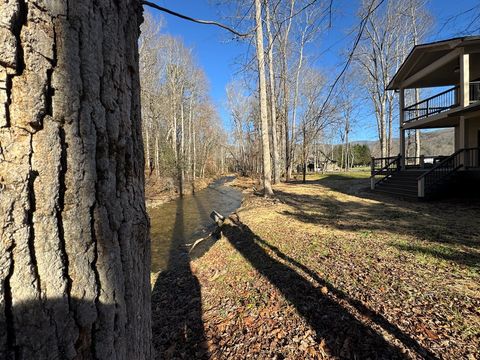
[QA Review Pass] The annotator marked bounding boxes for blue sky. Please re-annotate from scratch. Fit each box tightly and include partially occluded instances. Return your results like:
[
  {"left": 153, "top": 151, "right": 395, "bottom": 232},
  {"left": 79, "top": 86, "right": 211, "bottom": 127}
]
[{"left": 145, "top": 0, "right": 479, "bottom": 141}]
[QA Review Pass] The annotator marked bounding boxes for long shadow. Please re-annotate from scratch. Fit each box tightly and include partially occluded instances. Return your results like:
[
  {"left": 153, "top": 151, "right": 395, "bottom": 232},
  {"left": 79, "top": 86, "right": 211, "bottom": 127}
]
[
  {"left": 151, "top": 199, "right": 208, "bottom": 359},
  {"left": 392, "top": 242, "right": 480, "bottom": 271},
  {"left": 252, "top": 234, "right": 440, "bottom": 359},
  {"left": 221, "top": 220, "right": 418, "bottom": 359},
  {"left": 273, "top": 187, "right": 480, "bottom": 270}
]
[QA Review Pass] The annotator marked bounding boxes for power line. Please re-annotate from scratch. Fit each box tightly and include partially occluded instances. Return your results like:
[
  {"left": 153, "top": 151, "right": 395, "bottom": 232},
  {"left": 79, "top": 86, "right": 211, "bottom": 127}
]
[
  {"left": 436, "top": 4, "right": 480, "bottom": 36},
  {"left": 316, "top": 0, "right": 386, "bottom": 119}
]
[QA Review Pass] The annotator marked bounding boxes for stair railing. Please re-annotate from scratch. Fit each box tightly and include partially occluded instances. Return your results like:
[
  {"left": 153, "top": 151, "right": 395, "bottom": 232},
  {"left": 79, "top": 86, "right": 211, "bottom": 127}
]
[
  {"left": 370, "top": 154, "right": 401, "bottom": 190},
  {"left": 417, "top": 149, "right": 464, "bottom": 197}
]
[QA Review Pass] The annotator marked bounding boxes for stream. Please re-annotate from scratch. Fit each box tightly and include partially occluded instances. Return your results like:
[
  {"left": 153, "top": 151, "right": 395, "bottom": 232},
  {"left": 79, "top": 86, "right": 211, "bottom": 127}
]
[{"left": 149, "top": 176, "right": 243, "bottom": 273}]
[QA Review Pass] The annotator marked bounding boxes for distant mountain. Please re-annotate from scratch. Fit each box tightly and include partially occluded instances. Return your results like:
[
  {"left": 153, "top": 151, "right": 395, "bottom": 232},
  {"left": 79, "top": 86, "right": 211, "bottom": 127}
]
[{"left": 351, "top": 129, "right": 454, "bottom": 158}]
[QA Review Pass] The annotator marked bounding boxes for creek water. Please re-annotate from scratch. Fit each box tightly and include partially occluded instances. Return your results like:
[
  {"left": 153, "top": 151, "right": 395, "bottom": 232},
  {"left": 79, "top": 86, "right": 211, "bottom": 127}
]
[{"left": 149, "top": 176, "right": 243, "bottom": 273}]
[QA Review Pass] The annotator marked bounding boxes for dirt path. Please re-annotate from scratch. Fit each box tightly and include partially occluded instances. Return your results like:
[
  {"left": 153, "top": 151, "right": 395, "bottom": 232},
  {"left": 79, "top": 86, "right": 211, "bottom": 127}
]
[{"left": 152, "top": 173, "right": 480, "bottom": 359}]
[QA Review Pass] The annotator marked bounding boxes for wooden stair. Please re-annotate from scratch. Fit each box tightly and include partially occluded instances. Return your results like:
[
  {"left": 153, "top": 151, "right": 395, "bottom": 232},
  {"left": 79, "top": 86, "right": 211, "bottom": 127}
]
[
  {"left": 372, "top": 149, "right": 480, "bottom": 199},
  {"left": 374, "top": 171, "right": 422, "bottom": 198}
]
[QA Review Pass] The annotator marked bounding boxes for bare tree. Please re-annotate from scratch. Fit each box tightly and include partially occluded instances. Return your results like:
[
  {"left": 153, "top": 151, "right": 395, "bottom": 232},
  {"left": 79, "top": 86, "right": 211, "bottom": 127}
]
[
  {"left": 279, "top": 0, "right": 296, "bottom": 181},
  {"left": 402, "top": 0, "right": 431, "bottom": 159},
  {"left": 254, "top": 0, "right": 274, "bottom": 196},
  {"left": 289, "top": 7, "right": 322, "bottom": 178},
  {"left": 265, "top": 0, "right": 280, "bottom": 184},
  {"left": 355, "top": 0, "right": 431, "bottom": 159},
  {"left": 297, "top": 67, "right": 336, "bottom": 182},
  {"left": 139, "top": 22, "right": 227, "bottom": 195}
]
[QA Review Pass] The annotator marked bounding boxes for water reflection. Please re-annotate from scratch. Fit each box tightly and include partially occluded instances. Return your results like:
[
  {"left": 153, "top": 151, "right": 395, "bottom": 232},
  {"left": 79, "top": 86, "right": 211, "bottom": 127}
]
[
  {"left": 149, "top": 176, "right": 242, "bottom": 272},
  {"left": 150, "top": 176, "right": 242, "bottom": 358}
]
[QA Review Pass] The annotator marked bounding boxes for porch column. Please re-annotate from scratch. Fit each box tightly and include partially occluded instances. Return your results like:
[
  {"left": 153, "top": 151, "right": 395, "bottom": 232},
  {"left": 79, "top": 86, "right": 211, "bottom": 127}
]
[
  {"left": 460, "top": 51, "right": 470, "bottom": 107},
  {"left": 459, "top": 116, "right": 469, "bottom": 168},
  {"left": 459, "top": 52, "right": 469, "bottom": 167},
  {"left": 399, "top": 87, "right": 406, "bottom": 169}
]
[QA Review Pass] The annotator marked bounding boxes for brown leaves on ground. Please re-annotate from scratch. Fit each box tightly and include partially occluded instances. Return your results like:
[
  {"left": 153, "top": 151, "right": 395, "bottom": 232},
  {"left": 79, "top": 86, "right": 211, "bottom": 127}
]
[{"left": 152, "top": 172, "right": 480, "bottom": 359}]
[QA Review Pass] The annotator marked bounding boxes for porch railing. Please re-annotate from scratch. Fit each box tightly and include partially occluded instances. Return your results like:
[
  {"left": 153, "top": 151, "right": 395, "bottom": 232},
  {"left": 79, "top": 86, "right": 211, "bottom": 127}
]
[
  {"left": 464, "top": 147, "right": 480, "bottom": 168},
  {"left": 471, "top": 81, "right": 480, "bottom": 102},
  {"left": 404, "top": 86, "right": 459, "bottom": 122},
  {"left": 404, "top": 155, "right": 443, "bottom": 169},
  {"left": 417, "top": 147, "right": 480, "bottom": 197},
  {"left": 404, "top": 82, "right": 480, "bottom": 123},
  {"left": 370, "top": 155, "right": 401, "bottom": 189}
]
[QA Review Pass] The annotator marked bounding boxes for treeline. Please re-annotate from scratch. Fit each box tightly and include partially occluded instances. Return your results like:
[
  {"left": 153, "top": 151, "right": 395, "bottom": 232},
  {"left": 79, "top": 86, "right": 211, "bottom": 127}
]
[
  {"left": 139, "top": 14, "right": 227, "bottom": 196},
  {"left": 224, "top": 0, "right": 431, "bottom": 193},
  {"left": 332, "top": 144, "right": 372, "bottom": 169}
]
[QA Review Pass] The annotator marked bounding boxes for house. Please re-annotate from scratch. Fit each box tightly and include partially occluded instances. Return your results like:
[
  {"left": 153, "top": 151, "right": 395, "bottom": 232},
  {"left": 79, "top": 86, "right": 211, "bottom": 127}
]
[{"left": 371, "top": 36, "right": 480, "bottom": 199}]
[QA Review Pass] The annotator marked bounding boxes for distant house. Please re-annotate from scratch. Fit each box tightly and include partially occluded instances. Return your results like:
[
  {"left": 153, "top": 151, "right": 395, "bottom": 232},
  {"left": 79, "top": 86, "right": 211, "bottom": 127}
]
[{"left": 371, "top": 36, "right": 480, "bottom": 198}]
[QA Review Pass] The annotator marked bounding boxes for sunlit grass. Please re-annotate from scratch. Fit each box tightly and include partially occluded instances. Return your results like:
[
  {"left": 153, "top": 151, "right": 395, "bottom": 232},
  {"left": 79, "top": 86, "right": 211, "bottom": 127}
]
[{"left": 187, "top": 173, "right": 480, "bottom": 358}]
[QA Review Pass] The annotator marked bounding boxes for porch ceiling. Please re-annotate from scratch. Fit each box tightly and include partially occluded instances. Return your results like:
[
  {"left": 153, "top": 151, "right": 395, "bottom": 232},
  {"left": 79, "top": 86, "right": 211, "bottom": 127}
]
[
  {"left": 387, "top": 36, "right": 480, "bottom": 90},
  {"left": 404, "top": 51, "right": 457, "bottom": 88}
]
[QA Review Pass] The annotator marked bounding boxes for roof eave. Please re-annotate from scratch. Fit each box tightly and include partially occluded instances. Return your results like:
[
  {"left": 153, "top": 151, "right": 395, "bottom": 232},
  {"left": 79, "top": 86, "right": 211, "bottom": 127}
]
[{"left": 386, "top": 36, "right": 480, "bottom": 91}]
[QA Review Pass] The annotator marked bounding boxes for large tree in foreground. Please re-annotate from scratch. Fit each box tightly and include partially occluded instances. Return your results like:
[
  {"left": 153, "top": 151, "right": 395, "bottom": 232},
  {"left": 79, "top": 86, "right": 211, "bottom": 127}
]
[{"left": 0, "top": 1, "right": 151, "bottom": 358}]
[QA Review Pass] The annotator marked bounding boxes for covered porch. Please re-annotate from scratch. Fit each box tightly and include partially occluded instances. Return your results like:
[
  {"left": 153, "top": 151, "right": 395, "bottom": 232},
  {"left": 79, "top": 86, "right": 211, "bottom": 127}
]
[
  {"left": 390, "top": 37, "right": 480, "bottom": 166},
  {"left": 371, "top": 36, "right": 480, "bottom": 198}
]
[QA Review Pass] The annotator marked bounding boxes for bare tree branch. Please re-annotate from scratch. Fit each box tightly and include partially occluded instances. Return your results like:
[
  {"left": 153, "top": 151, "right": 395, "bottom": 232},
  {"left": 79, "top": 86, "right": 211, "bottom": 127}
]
[
  {"left": 142, "top": 1, "right": 252, "bottom": 37},
  {"left": 316, "top": 0, "right": 386, "bottom": 120}
]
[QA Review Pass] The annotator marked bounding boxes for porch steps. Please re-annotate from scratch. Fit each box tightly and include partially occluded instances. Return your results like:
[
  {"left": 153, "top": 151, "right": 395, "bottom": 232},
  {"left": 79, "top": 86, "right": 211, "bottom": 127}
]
[{"left": 374, "top": 171, "right": 421, "bottom": 198}]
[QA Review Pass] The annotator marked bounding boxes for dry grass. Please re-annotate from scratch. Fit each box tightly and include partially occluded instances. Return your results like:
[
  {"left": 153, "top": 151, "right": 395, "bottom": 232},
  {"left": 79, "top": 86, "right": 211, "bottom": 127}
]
[{"left": 153, "top": 172, "right": 480, "bottom": 359}]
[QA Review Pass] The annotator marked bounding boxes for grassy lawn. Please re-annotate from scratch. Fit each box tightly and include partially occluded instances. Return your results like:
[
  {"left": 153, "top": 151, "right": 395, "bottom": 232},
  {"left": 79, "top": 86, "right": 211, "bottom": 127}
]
[{"left": 152, "top": 172, "right": 480, "bottom": 359}]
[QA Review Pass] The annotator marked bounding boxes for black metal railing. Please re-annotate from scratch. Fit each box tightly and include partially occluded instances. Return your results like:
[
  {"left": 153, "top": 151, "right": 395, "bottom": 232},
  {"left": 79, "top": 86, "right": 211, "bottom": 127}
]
[
  {"left": 370, "top": 155, "right": 401, "bottom": 188},
  {"left": 404, "top": 155, "right": 440, "bottom": 169},
  {"left": 418, "top": 149, "right": 462, "bottom": 196},
  {"left": 471, "top": 81, "right": 480, "bottom": 103},
  {"left": 404, "top": 86, "right": 459, "bottom": 122},
  {"left": 404, "top": 82, "right": 480, "bottom": 123},
  {"left": 418, "top": 147, "right": 480, "bottom": 197},
  {"left": 464, "top": 147, "right": 480, "bottom": 168},
  {"left": 371, "top": 155, "right": 400, "bottom": 174}
]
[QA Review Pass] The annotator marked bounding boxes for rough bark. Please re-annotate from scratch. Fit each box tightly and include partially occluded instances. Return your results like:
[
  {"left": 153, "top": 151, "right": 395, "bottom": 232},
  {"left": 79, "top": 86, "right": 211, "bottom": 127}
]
[{"left": 0, "top": 1, "right": 151, "bottom": 359}]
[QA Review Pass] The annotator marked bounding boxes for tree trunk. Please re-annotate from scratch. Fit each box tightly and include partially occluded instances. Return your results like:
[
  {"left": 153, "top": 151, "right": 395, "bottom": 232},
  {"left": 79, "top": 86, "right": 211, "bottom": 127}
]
[
  {"left": 192, "top": 126, "right": 196, "bottom": 182},
  {"left": 340, "top": 141, "right": 345, "bottom": 170},
  {"left": 254, "top": 0, "right": 273, "bottom": 196},
  {"left": 145, "top": 125, "right": 151, "bottom": 174},
  {"left": 282, "top": 0, "right": 295, "bottom": 182},
  {"left": 345, "top": 116, "right": 350, "bottom": 172},
  {"left": 187, "top": 96, "right": 193, "bottom": 182},
  {"left": 290, "top": 26, "right": 305, "bottom": 180},
  {"left": 179, "top": 91, "right": 185, "bottom": 196},
  {"left": 0, "top": 1, "right": 151, "bottom": 359},
  {"left": 155, "top": 135, "right": 160, "bottom": 176},
  {"left": 380, "top": 102, "right": 387, "bottom": 159},
  {"left": 302, "top": 128, "right": 307, "bottom": 183},
  {"left": 265, "top": 0, "right": 279, "bottom": 184}
]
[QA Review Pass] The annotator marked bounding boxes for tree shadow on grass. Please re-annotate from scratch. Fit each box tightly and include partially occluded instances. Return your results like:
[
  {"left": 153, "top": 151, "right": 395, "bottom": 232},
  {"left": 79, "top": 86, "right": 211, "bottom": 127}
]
[
  {"left": 272, "top": 186, "right": 480, "bottom": 271},
  {"left": 391, "top": 242, "right": 480, "bottom": 273},
  {"left": 151, "top": 199, "right": 208, "bottom": 359},
  {"left": 251, "top": 234, "right": 440, "bottom": 359},
  {"left": 222, "top": 219, "right": 439, "bottom": 359}
]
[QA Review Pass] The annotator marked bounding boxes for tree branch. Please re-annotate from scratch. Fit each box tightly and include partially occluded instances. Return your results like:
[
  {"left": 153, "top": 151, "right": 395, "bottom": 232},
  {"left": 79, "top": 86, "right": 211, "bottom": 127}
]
[
  {"left": 142, "top": 1, "right": 251, "bottom": 38},
  {"left": 316, "top": 0, "right": 386, "bottom": 119}
]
